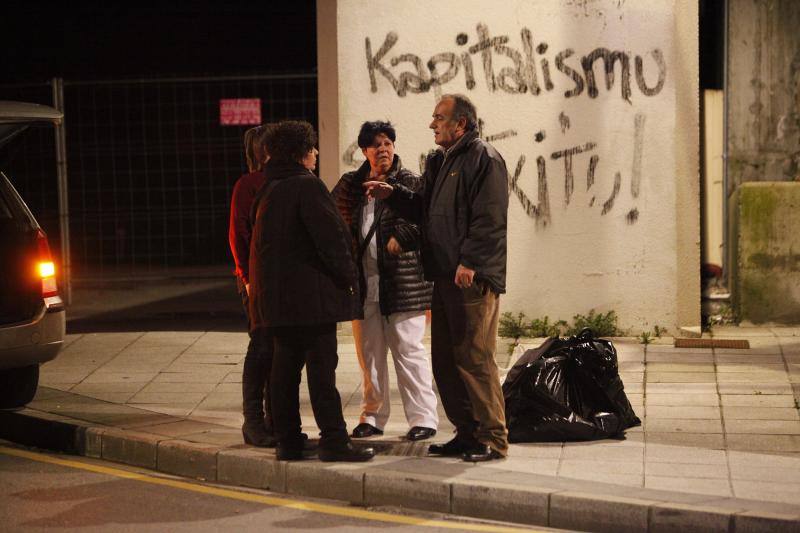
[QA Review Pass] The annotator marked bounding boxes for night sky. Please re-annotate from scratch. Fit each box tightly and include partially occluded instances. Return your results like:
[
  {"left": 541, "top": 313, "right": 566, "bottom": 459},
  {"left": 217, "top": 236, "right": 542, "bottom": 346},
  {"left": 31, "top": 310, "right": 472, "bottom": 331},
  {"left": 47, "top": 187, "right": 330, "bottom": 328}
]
[{"left": 2, "top": 1, "right": 317, "bottom": 83}]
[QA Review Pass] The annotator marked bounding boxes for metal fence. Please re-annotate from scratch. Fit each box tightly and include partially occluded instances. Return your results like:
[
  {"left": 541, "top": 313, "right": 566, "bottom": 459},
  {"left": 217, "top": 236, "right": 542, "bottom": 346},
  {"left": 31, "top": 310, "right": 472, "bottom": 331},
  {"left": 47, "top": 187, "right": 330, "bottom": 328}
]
[{"left": 0, "top": 73, "right": 317, "bottom": 282}]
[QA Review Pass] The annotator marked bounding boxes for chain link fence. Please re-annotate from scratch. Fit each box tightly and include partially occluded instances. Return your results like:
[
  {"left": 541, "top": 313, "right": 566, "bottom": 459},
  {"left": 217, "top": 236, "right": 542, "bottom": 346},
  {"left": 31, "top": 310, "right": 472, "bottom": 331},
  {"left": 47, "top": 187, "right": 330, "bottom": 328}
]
[{"left": 0, "top": 73, "right": 317, "bottom": 280}]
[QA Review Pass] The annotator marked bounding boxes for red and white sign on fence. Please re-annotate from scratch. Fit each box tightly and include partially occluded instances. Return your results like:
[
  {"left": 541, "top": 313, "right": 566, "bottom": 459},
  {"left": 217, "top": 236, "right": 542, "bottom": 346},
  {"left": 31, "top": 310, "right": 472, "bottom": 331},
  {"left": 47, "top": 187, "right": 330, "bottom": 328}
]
[{"left": 219, "top": 98, "right": 262, "bottom": 126}]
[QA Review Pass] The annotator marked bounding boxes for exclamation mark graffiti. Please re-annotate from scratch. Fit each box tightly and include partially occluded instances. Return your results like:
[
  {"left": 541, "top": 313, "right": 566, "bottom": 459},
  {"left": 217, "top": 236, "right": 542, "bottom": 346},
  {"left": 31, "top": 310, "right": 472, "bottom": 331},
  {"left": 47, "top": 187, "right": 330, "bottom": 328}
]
[
  {"left": 628, "top": 112, "right": 645, "bottom": 224},
  {"left": 631, "top": 113, "right": 645, "bottom": 198}
]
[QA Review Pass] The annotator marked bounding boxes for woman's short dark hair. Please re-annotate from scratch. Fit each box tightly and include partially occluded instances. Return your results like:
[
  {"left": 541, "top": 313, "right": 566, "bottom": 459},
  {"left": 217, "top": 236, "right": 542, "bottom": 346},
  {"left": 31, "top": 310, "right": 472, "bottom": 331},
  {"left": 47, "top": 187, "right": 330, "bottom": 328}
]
[
  {"left": 357, "top": 121, "right": 396, "bottom": 148},
  {"left": 263, "top": 120, "right": 317, "bottom": 164},
  {"left": 441, "top": 93, "right": 478, "bottom": 131}
]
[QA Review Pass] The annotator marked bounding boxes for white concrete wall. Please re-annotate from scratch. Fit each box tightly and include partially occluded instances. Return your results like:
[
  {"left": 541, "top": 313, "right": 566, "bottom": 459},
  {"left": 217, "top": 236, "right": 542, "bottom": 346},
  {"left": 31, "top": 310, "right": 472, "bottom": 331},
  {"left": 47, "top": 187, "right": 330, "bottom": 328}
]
[{"left": 318, "top": 0, "right": 699, "bottom": 332}]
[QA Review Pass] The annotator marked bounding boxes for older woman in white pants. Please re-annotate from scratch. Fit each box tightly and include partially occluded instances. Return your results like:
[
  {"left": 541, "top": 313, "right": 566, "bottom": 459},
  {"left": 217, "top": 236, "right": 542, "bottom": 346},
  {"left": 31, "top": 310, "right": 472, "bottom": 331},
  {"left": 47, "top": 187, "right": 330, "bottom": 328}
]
[{"left": 332, "top": 121, "right": 438, "bottom": 441}]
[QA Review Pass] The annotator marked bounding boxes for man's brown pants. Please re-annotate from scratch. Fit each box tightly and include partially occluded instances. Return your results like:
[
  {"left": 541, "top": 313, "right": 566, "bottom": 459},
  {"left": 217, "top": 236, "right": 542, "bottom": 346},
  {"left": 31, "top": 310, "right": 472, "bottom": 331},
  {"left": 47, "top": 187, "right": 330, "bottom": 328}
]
[{"left": 431, "top": 277, "right": 508, "bottom": 455}]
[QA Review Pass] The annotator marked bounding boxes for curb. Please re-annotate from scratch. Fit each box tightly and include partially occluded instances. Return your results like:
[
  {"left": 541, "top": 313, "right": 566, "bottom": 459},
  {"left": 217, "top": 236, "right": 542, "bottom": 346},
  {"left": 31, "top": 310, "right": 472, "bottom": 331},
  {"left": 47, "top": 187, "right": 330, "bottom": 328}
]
[{"left": 2, "top": 409, "right": 799, "bottom": 532}]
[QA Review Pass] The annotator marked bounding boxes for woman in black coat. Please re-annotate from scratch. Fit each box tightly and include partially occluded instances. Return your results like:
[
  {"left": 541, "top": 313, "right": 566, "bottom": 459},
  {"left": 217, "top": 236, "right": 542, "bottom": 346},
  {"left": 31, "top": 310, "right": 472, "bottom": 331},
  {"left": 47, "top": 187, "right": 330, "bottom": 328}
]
[{"left": 249, "top": 120, "right": 374, "bottom": 462}]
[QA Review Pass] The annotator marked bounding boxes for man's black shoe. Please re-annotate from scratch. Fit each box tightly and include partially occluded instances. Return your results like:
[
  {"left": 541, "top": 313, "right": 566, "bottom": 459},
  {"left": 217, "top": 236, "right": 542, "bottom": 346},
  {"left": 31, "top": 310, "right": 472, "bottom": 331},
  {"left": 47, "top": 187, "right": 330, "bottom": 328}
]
[
  {"left": 318, "top": 442, "right": 375, "bottom": 462},
  {"left": 406, "top": 426, "right": 437, "bottom": 441},
  {"left": 427, "top": 437, "right": 475, "bottom": 456},
  {"left": 462, "top": 444, "right": 505, "bottom": 462},
  {"left": 351, "top": 423, "right": 383, "bottom": 438}
]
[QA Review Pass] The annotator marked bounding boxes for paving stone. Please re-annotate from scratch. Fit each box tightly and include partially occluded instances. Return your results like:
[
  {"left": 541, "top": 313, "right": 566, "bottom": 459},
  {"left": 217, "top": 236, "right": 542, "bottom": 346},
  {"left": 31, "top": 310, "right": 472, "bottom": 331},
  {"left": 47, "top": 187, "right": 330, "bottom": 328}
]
[
  {"left": 549, "top": 491, "right": 651, "bottom": 533},
  {"left": 646, "top": 406, "right": 721, "bottom": 419},
  {"left": 645, "top": 475, "right": 732, "bottom": 496},
  {"left": 727, "top": 451, "right": 800, "bottom": 468},
  {"left": 561, "top": 445, "right": 643, "bottom": 462},
  {"left": 645, "top": 432, "right": 725, "bottom": 449},
  {"left": 723, "top": 407, "right": 800, "bottom": 420},
  {"left": 717, "top": 383, "right": 794, "bottom": 395},
  {"left": 645, "top": 362, "right": 715, "bottom": 372},
  {"left": 716, "top": 363, "right": 787, "bottom": 373},
  {"left": 217, "top": 448, "right": 284, "bottom": 490},
  {"left": 646, "top": 372, "right": 717, "bottom": 383},
  {"left": 71, "top": 382, "right": 146, "bottom": 394},
  {"left": 725, "top": 419, "right": 800, "bottom": 435},
  {"left": 157, "top": 440, "right": 219, "bottom": 480},
  {"left": 128, "top": 392, "right": 207, "bottom": 405},
  {"left": 82, "top": 371, "right": 159, "bottom": 384},
  {"left": 729, "top": 464, "right": 800, "bottom": 483},
  {"left": 101, "top": 429, "right": 160, "bottom": 468},
  {"left": 364, "top": 469, "right": 450, "bottom": 513},
  {"left": 646, "top": 383, "right": 718, "bottom": 394},
  {"left": 715, "top": 354, "right": 782, "bottom": 363},
  {"left": 137, "top": 382, "right": 218, "bottom": 393},
  {"left": 717, "top": 373, "right": 789, "bottom": 383},
  {"left": 645, "top": 444, "right": 727, "bottom": 464},
  {"left": 645, "top": 461, "right": 728, "bottom": 479},
  {"left": 726, "top": 434, "right": 800, "bottom": 452},
  {"left": 646, "top": 419, "right": 723, "bottom": 433},
  {"left": 649, "top": 503, "right": 733, "bottom": 532},
  {"left": 451, "top": 480, "right": 551, "bottom": 526},
  {"left": 646, "top": 353, "right": 713, "bottom": 363},
  {"left": 286, "top": 461, "right": 365, "bottom": 504},
  {"left": 559, "top": 459, "right": 643, "bottom": 476},
  {"left": 721, "top": 394, "right": 797, "bottom": 407},
  {"left": 646, "top": 393, "right": 720, "bottom": 406}
]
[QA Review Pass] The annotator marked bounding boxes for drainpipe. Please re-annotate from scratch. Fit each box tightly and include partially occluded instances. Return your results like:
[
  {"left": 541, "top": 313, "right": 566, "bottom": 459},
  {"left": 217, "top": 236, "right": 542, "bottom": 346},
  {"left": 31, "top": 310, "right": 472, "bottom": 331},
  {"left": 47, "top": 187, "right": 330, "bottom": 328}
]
[{"left": 51, "top": 77, "right": 71, "bottom": 305}]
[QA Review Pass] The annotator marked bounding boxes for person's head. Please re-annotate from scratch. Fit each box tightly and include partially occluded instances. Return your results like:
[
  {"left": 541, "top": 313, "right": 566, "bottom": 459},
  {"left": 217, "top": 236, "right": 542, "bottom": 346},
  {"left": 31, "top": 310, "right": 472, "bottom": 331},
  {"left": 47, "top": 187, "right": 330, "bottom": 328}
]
[
  {"left": 244, "top": 125, "right": 269, "bottom": 172},
  {"left": 358, "top": 121, "right": 396, "bottom": 177},
  {"left": 429, "top": 94, "right": 478, "bottom": 149},
  {"left": 263, "top": 120, "right": 319, "bottom": 171}
]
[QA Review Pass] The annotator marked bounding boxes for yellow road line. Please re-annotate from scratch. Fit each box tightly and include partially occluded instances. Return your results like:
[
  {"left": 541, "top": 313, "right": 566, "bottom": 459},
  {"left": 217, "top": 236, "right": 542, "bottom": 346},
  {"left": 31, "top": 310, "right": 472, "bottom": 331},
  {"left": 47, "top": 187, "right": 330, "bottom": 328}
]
[{"left": 0, "top": 445, "right": 541, "bottom": 532}]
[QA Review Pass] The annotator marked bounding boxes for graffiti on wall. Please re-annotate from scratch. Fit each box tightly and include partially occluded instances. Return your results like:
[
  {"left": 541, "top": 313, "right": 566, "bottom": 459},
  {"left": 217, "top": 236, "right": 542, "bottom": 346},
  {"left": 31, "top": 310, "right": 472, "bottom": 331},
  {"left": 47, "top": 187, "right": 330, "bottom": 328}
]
[
  {"left": 345, "top": 23, "right": 667, "bottom": 229},
  {"left": 365, "top": 24, "right": 666, "bottom": 101}
]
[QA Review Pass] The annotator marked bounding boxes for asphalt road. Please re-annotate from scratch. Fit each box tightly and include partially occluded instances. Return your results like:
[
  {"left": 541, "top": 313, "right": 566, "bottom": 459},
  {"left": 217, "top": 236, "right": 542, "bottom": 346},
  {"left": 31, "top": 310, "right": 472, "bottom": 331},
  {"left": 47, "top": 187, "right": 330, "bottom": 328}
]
[{"left": 0, "top": 442, "right": 564, "bottom": 533}]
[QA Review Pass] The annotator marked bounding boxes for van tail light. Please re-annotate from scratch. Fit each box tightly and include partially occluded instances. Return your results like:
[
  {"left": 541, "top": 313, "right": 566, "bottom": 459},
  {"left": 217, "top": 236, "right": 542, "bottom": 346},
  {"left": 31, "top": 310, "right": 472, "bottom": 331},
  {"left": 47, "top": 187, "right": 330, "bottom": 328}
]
[{"left": 36, "top": 229, "right": 59, "bottom": 298}]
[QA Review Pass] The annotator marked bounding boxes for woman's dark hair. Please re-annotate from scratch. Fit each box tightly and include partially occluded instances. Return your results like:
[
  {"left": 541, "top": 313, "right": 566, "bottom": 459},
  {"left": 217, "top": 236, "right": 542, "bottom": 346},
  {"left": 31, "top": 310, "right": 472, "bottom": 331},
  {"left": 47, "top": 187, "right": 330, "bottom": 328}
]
[
  {"left": 441, "top": 93, "right": 478, "bottom": 132},
  {"left": 263, "top": 120, "right": 317, "bottom": 164},
  {"left": 357, "top": 121, "right": 396, "bottom": 148}
]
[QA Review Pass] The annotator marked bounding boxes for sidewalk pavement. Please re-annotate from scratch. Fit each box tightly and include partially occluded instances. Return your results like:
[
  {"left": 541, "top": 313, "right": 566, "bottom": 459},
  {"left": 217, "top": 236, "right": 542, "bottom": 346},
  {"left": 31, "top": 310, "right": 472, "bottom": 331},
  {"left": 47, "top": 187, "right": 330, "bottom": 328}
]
[{"left": 3, "top": 319, "right": 800, "bottom": 532}]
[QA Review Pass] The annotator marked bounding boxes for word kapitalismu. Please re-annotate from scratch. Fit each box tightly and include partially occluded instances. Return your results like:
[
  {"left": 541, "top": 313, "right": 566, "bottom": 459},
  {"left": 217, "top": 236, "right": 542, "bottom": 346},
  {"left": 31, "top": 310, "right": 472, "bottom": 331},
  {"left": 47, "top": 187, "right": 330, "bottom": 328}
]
[{"left": 365, "top": 23, "right": 666, "bottom": 102}]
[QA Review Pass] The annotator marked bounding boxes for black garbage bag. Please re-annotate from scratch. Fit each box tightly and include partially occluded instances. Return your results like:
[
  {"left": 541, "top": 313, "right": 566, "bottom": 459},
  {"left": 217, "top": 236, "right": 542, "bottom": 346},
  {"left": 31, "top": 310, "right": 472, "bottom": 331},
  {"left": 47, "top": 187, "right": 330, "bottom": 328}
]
[{"left": 502, "top": 328, "right": 641, "bottom": 442}]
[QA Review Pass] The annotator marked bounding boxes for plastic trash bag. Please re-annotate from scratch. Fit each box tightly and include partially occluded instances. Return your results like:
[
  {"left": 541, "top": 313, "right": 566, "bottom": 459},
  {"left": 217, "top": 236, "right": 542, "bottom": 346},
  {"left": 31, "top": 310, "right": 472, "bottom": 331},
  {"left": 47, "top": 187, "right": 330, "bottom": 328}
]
[{"left": 502, "top": 328, "right": 641, "bottom": 442}]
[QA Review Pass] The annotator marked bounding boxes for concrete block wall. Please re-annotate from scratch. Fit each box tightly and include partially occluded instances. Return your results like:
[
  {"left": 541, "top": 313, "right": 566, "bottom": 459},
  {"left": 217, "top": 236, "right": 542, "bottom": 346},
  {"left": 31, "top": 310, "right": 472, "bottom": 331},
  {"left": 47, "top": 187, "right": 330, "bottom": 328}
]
[
  {"left": 318, "top": 0, "right": 699, "bottom": 332},
  {"left": 728, "top": 182, "right": 800, "bottom": 323}
]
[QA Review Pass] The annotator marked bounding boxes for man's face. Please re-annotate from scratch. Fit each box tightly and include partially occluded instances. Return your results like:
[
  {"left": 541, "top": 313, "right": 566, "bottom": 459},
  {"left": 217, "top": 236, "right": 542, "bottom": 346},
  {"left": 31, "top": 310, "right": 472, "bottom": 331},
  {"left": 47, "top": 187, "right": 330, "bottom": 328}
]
[
  {"left": 361, "top": 133, "right": 395, "bottom": 177},
  {"left": 429, "top": 98, "right": 464, "bottom": 149}
]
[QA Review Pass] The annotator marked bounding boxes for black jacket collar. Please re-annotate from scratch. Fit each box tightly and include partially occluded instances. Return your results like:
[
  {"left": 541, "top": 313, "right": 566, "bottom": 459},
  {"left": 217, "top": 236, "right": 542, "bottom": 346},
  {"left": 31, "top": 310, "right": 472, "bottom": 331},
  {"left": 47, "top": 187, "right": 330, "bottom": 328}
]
[{"left": 264, "top": 159, "right": 313, "bottom": 181}]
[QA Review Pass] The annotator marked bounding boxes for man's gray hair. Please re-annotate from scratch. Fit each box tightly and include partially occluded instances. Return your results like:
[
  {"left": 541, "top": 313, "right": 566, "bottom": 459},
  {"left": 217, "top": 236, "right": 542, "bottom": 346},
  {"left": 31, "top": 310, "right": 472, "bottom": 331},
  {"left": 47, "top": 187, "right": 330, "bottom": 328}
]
[{"left": 441, "top": 93, "right": 478, "bottom": 131}]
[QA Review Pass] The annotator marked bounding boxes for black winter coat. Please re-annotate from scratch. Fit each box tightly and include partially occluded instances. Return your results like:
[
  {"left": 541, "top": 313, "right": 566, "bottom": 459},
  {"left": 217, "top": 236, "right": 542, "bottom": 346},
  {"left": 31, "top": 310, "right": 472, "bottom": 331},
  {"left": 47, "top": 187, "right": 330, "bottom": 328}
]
[
  {"left": 248, "top": 160, "right": 361, "bottom": 329},
  {"left": 388, "top": 131, "right": 509, "bottom": 293},
  {"left": 332, "top": 156, "right": 432, "bottom": 316}
]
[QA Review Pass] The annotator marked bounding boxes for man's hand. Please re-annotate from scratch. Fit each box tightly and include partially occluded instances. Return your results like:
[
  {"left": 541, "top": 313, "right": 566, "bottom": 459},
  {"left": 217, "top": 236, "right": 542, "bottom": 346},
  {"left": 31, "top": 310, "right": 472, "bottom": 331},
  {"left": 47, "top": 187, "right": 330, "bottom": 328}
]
[
  {"left": 363, "top": 180, "right": 394, "bottom": 200},
  {"left": 454, "top": 264, "right": 475, "bottom": 288},
  {"left": 386, "top": 236, "right": 404, "bottom": 256},
  {"left": 245, "top": 283, "right": 250, "bottom": 296}
]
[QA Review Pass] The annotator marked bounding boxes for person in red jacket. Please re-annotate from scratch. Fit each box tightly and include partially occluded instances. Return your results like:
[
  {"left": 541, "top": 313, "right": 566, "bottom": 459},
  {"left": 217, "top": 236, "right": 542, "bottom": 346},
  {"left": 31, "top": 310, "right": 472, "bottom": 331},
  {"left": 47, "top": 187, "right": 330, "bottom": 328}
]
[{"left": 229, "top": 125, "right": 273, "bottom": 446}]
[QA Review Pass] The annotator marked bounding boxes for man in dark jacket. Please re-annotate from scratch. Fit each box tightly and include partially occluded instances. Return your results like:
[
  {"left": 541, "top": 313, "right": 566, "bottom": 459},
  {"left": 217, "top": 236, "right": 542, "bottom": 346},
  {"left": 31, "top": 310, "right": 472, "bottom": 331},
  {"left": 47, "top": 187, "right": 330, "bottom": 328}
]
[
  {"left": 250, "top": 120, "right": 374, "bottom": 462},
  {"left": 364, "top": 94, "right": 509, "bottom": 462}
]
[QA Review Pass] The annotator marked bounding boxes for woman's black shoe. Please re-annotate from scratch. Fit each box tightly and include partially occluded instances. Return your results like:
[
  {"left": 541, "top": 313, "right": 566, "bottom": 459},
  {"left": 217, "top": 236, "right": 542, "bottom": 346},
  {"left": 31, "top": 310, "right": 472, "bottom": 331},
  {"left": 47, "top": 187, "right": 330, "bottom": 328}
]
[
  {"left": 406, "top": 426, "right": 437, "bottom": 441},
  {"left": 319, "top": 442, "right": 375, "bottom": 462},
  {"left": 351, "top": 423, "right": 383, "bottom": 438}
]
